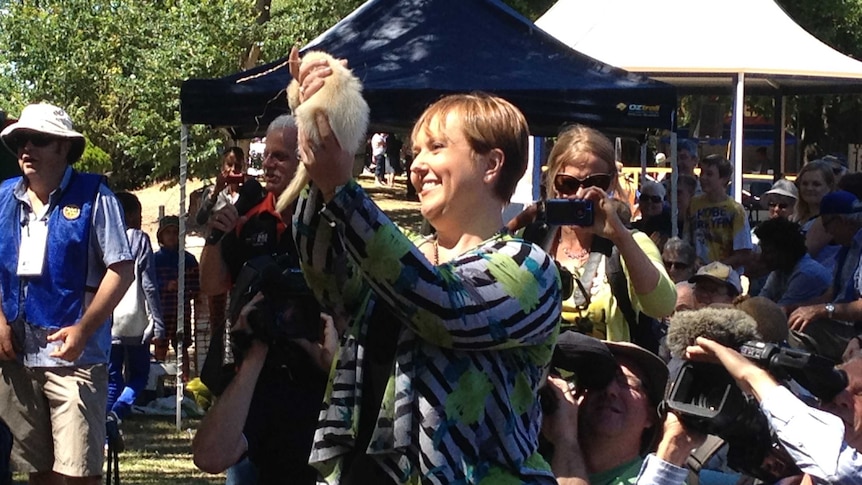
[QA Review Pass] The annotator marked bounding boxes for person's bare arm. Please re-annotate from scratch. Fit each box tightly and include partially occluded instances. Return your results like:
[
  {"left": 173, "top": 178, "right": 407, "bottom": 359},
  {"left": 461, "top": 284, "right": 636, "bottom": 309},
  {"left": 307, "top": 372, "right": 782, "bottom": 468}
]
[
  {"left": 805, "top": 218, "right": 832, "bottom": 258},
  {"left": 48, "top": 260, "right": 134, "bottom": 361},
  {"left": 655, "top": 413, "right": 706, "bottom": 466},
  {"left": 0, "top": 306, "right": 14, "bottom": 361},
  {"left": 685, "top": 337, "right": 779, "bottom": 401},
  {"left": 542, "top": 376, "right": 590, "bottom": 485},
  {"left": 198, "top": 244, "right": 227, "bottom": 296},
  {"left": 193, "top": 295, "right": 267, "bottom": 473}
]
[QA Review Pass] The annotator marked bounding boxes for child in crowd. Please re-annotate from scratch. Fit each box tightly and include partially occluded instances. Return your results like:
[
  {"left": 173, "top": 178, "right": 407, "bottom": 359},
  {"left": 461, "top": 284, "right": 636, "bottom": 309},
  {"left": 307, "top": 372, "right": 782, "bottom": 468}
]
[
  {"left": 685, "top": 154, "right": 753, "bottom": 269},
  {"left": 108, "top": 192, "right": 164, "bottom": 421},
  {"left": 153, "top": 215, "right": 200, "bottom": 380}
]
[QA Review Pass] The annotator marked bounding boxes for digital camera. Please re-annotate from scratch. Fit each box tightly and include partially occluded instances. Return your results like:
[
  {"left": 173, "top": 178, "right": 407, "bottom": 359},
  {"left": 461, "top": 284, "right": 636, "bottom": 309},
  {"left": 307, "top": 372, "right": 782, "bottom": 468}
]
[{"left": 543, "top": 199, "right": 594, "bottom": 226}]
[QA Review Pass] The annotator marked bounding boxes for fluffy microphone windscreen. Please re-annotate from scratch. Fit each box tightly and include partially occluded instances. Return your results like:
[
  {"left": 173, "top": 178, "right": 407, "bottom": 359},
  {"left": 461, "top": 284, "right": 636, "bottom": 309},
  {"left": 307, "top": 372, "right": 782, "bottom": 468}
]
[{"left": 666, "top": 307, "right": 761, "bottom": 358}]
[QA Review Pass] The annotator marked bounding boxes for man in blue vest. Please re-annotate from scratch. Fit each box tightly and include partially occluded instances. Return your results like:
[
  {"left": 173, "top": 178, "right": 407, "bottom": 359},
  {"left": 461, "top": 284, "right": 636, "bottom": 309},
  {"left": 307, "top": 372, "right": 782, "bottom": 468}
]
[{"left": 0, "top": 103, "right": 133, "bottom": 485}]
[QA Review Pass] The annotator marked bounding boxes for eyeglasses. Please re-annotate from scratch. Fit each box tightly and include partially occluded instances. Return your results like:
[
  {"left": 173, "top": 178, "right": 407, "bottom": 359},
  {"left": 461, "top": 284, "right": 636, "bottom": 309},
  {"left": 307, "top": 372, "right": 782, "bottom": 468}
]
[
  {"left": 639, "top": 194, "right": 663, "bottom": 204},
  {"left": 663, "top": 261, "right": 689, "bottom": 271},
  {"left": 8, "top": 132, "right": 55, "bottom": 149},
  {"left": 767, "top": 201, "right": 790, "bottom": 210},
  {"left": 553, "top": 173, "right": 612, "bottom": 195}
]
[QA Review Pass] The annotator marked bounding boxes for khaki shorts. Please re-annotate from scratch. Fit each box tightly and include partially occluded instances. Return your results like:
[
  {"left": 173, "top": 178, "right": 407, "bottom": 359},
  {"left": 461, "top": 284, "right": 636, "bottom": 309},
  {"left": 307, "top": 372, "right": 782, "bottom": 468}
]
[{"left": 0, "top": 361, "right": 108, "bottom": 477}]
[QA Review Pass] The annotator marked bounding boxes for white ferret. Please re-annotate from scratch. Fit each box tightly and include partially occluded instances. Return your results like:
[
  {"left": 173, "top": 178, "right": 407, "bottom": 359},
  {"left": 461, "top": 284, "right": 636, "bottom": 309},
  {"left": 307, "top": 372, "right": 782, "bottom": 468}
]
[{"left": 275, "top": 51, "right": 370, "bottom": 213}]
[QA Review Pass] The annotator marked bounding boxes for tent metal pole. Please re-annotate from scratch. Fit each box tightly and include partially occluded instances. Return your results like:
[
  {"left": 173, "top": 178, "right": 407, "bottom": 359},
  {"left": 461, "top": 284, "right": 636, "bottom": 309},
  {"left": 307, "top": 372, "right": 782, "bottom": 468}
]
[
  {"left": 670, "top": 132, "right": 678, "bottom": 238},
  {"left": 772, "top": 94, "right": 781, "bottom": 177},
  {"left": 731, "top": 73, "right": 745, "bottom": 202},
  {"left": 177, "top": 124, "right": 189, "bottom": 431},
  {"left": 780, "top": 96, "right": 787, "bottom": 175}
]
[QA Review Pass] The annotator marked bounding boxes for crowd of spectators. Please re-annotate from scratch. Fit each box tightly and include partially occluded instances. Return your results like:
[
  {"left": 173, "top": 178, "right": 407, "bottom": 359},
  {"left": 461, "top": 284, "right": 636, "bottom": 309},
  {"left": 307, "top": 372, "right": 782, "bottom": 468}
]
[{"left": 3, "top": 65, "right": 862, "bottom": 485}]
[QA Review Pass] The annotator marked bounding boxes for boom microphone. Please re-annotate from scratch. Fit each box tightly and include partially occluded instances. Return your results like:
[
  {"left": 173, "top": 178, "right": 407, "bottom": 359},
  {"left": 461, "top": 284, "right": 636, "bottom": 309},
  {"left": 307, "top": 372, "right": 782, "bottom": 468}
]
[
  {"left": 206, "top": 178, "right": 266, "bottom": 245},
  {"left": 665, "top": 307, "right": 761, "bottom": 358}
]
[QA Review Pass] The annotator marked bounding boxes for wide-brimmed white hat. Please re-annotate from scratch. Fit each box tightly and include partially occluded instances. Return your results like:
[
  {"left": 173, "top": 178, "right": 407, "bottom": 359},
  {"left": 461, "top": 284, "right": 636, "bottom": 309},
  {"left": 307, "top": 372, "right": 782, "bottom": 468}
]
[
  {"left": 763, "top": 178, "right": 798, "bottom": 200},
  {"left": 0, "top": 103, "right": 86, "bottom": 163}
]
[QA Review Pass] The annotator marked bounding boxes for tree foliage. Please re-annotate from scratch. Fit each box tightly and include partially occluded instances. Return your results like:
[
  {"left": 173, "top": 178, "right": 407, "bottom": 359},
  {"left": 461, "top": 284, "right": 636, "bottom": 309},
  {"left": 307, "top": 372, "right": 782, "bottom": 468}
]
[
  {"left": 3, "top": 0, "right": 858, "bottom": 187},
  {"left": 0, "top": 0, "right": 260, "bottom": 188}
]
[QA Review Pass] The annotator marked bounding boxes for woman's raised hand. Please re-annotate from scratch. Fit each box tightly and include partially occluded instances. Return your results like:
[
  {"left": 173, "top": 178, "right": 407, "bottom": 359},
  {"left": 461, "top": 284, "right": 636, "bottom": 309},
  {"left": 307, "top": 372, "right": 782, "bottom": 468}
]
[
  {"left": 574, "top": 186, "right": 627, "bottom": 242},
  {"left": 288, "top": 46, "right": 349, "bottom": 105}
]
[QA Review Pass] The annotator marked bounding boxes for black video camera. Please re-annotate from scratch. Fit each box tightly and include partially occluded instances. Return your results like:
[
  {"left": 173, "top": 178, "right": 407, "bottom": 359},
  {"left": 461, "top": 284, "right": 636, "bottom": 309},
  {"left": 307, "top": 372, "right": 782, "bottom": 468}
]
[
  {"left": 227, "top": 254, "right": 321, "bottom": 355},
  {"left": 665, "top": 341, "right": 847, "bottom": 481},
  {"left": 543, "top": 199, "right": 594, "bottom": 227}
]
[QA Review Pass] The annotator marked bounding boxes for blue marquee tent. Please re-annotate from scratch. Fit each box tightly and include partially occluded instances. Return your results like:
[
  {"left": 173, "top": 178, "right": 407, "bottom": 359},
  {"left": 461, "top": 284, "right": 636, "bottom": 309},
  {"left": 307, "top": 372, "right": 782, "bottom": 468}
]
[{"left": 180, "top": 0, "right": 677, "bottom": 138}]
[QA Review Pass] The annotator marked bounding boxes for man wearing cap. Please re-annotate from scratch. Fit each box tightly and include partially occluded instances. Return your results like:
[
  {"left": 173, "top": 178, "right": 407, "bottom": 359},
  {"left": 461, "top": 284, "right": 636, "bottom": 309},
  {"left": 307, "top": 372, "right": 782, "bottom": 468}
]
[
  {"left": 0, "top": 103, "right": 133, "bottom": 484},
  {"left": 788, "top": 190, "right": 862, "bottom": 362},
  {"left": 633, "top": 180, "right": 672, "bottom": 241},
  {"left": 689, "top": 262, "right": 741, "bottom": 309},
  {"left": 542, "top": 334, "right": 704, "bottom": 485},
  {"left": 761, "top": 178, "right": 797, "bottom": 221}
]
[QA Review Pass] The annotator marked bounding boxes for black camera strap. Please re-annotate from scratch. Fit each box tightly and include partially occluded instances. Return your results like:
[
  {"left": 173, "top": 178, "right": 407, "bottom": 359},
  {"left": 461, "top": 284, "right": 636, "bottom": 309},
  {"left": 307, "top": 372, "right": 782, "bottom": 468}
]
[{"left": 684, "top": 435, "right": 726, "bottom": 485}]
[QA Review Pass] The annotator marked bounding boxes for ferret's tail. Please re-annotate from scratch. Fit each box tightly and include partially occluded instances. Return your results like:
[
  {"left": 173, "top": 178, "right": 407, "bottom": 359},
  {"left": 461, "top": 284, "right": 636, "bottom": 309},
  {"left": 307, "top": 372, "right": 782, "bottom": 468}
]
[{"left": 276, "top": 164, "right": 309, "bottom": 214}]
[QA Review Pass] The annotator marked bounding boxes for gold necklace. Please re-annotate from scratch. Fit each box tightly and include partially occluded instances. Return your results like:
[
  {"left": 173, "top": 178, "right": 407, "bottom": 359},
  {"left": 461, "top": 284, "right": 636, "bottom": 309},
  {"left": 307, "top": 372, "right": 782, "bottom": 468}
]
[{"left": 433, "top": 239, "right": 439, "bottom": 266}]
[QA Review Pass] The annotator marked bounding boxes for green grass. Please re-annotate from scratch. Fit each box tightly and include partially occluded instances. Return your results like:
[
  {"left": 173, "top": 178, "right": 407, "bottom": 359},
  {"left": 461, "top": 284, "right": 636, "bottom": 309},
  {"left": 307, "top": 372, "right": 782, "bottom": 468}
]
[{"left": 13, "top": 415, "right": 224, "bottom": 485}]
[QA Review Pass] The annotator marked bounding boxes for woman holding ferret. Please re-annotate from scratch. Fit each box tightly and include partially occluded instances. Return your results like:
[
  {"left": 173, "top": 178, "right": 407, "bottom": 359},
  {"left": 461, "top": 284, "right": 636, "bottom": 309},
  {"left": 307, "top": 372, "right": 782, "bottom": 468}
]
[{"left": 287, "top": 51, "right": 561, "bottom": 484}]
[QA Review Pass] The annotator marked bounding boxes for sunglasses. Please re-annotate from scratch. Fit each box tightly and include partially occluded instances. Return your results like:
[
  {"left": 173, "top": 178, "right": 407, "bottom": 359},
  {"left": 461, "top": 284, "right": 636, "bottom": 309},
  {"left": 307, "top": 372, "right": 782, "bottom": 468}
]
[
  {"left": 8, "top": 132, "right": 55, "bottom": 149},
  {"left": 553, "top": 173, "right": 612, "bottom": 195},
  {"left": 639, "top": 194, "right": 663, "bottom": 204},
  {"left": 767, "top": 201, "right": 790, "bottom": 210},
  {"left": 663, "top": 261, "right": 689, "bottom": 270}
]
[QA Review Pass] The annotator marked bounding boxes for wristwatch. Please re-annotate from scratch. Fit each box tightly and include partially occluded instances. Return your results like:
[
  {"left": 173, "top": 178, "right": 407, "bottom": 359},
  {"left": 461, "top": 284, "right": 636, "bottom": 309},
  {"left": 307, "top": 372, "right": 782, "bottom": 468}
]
[{"left": 825, "top": 303, "right": 835, "bottom": 319}]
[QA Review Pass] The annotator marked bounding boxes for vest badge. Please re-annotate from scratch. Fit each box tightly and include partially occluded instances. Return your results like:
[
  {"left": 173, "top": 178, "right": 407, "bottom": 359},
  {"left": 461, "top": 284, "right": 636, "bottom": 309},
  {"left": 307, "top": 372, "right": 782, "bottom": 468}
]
[{"left": 62, "top": 205, "right": 82, "bottom": 220}]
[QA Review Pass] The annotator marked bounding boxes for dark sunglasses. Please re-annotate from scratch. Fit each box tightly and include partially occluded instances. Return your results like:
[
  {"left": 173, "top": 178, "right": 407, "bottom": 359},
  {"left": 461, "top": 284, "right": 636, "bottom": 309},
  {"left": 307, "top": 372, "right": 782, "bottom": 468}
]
[
  {"left": 639, "top": 194, "right": 663, "bottom": 204},
  {"left": 8, "top": 132, "right": 55, "bottom": 149},
  {"left": 767, "top": 201, "right": 790, "bottom": 210},
  {"left": 663, "top": 260, "right": 689, "bottom": 270},
  {"left": 553, "top": 173, "right": 612, "bottom": 195}
]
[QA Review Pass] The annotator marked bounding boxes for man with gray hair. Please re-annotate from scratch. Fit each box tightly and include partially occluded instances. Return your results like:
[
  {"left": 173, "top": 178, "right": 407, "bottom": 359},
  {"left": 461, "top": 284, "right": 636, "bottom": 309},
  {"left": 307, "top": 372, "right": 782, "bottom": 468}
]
[
  {"left": 194, "top": 114, "right": 325, "bottom": 484},
  {"left": 0, "top": 103, "right": 133, "bottom": 484}
]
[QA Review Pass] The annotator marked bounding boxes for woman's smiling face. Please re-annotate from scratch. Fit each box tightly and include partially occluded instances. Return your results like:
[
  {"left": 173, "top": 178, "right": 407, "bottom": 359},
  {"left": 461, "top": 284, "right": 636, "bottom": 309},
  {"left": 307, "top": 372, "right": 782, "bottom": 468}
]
[
  {"left": 798, "top": 169, "right": 829, "bottom": 207},
  {"left": 410, "top": 113, "right": 490, "bottom": 228}
]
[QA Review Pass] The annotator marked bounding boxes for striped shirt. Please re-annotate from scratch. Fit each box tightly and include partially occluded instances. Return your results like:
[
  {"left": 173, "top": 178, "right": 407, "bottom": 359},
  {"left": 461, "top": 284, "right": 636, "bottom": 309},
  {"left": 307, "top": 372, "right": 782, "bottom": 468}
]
[{"left": 293, "top": 181, "right": 561, "bottom": 484}]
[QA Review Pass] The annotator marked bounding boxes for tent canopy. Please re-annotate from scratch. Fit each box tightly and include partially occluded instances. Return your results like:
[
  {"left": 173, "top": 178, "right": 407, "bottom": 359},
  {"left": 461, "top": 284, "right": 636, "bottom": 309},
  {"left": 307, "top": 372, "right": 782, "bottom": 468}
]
[
  {"left": 536, "top": 0, "right": 862, "bottom": 95},
  {"left": 180, "top": 0, "right": 677, "bottom": 138}
]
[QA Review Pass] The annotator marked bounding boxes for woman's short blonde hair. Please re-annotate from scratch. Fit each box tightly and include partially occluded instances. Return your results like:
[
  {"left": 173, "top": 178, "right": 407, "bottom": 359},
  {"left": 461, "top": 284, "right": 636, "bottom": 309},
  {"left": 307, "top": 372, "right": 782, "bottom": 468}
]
[
  {"left": 411, "top": 92, "right": 529, "bottom": 202},
  {"left": 544, "top": 124, "right": 618, "bottom": 198}
]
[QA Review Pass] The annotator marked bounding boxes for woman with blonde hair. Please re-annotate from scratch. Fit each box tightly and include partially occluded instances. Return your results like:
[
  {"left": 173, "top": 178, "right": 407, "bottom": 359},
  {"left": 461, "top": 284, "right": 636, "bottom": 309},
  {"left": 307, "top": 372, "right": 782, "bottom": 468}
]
[
  {"left": 794, "top": 159, "right": 838, "bottom": 268},
  {"left": 794, "top": 159, "right": 835, "bottom": 226},
  {"left": 519, "top": 124, "right": 675, "bottom": 343}
]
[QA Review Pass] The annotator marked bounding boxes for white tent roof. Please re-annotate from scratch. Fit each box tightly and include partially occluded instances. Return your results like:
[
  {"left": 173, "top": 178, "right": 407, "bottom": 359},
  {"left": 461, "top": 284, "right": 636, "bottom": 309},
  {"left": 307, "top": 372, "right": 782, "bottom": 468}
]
[{"left": 536, "top": 0, "right": 862, "bottom": 94}]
